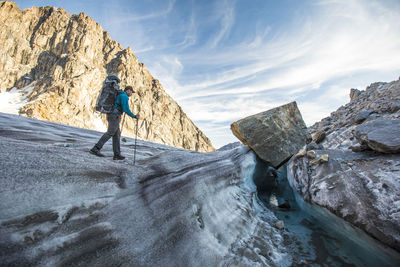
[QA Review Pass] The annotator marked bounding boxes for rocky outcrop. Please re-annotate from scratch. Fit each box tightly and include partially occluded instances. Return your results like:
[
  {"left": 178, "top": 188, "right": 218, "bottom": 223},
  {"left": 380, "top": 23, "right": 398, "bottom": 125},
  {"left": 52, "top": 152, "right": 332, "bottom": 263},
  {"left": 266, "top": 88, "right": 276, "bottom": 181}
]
[
  {"left": 288, "top": 78, "right": 400, "bottom": 251},
  {"left": 0, "top": 1, "right": 214, "bottom": 152},
  {"left": 289, "top": 147, "right": 400, "bottom": 250},
  {"left": 309, "top": 79, "right": 400, "bottom": 138},
  {"left": 231, "top": 101, "right": 311, "bottom": 168}
]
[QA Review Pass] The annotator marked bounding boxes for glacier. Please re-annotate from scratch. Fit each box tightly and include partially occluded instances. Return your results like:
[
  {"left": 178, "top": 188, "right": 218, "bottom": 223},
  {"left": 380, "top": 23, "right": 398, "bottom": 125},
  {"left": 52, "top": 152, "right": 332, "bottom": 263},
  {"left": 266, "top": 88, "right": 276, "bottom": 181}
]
[{"left": 0, "top": 112, "right": 399, "bottom": 266}]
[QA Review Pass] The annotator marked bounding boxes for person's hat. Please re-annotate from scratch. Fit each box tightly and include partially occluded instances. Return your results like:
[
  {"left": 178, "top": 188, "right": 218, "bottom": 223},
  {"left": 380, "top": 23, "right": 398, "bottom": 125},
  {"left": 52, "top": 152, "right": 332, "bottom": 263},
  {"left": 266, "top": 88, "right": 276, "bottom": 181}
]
[{"left": 124, "top": 86, "right": 135, "bottom": 93}]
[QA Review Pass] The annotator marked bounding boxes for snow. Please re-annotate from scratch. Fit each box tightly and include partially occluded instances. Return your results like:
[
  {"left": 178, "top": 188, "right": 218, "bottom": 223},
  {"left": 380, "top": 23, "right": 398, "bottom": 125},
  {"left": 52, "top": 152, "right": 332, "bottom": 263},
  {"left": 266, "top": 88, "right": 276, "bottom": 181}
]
[
  {"left": 92, "top": 113, "right": 107, "bottom": 132},
  {"left": 0, "top": 83, "right": 35, "bottom": 114}
]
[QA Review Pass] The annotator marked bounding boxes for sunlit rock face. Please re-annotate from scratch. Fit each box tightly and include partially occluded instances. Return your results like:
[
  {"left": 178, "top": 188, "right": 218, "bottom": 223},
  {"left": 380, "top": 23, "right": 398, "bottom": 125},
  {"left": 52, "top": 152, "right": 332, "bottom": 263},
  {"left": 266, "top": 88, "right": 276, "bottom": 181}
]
[
  {"left": 0, "top": 112, "right": 293, "bottom": 266},
  {"left": 231, "top": 101, "right": 311, "bottom": 168},
  {"left": 288, "top": 78, "right": 400, "bottom": 251},
  {"left": 0, "top": 1, "right": 214, "bottom": 152}
]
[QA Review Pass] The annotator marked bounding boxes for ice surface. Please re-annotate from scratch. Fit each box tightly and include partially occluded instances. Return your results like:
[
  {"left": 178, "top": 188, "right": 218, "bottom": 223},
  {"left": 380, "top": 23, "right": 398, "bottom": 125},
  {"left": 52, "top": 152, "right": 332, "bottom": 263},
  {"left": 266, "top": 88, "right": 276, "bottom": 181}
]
[{"left": 0, "top": 112, "right": 288, "bottom": 266}]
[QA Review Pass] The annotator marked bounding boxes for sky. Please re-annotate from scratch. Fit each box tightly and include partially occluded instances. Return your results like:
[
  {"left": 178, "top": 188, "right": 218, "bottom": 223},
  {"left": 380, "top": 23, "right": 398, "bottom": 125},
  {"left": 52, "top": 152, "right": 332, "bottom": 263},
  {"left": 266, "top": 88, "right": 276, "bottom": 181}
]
[{"left": 15, "top": 0, "right": 400, "bottom": 148}]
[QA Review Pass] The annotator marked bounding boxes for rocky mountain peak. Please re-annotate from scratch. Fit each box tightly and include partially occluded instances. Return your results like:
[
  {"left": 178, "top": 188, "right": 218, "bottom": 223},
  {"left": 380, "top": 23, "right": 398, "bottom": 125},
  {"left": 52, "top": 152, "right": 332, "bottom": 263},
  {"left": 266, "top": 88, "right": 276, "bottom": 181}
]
[
  {"left": 0, "top": 1, "right": 214, "bottom": 152},
  {"left": 310, "top": 78, "right": 400, "bottom": 137}
]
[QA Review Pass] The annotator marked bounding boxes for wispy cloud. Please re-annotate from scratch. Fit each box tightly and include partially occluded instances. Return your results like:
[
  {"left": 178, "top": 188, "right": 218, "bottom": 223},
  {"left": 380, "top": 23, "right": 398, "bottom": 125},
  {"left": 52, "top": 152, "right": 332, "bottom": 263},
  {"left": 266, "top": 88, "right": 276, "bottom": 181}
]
[
  {"left": 108, "top": 0, "right": 176, "bottom": 23},
  {"left": 143, "top": 0, "right": 400, "bottom": 147},
  {"left": 91, "top": 0, "right": 400, "bottom": 147},
  {"left": 207, "top": 0, "right": 235, "bottom": 49},
  {"left": 177, "top": 4, "right": 197, "bottom": 49}
]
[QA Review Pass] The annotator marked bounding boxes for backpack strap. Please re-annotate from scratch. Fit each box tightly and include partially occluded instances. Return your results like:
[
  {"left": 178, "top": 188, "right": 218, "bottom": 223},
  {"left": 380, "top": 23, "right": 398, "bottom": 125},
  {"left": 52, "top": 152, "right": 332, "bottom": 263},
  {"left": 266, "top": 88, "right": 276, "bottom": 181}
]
[{"left": 113, "top": 91, "right": 124, "bottom": 114}]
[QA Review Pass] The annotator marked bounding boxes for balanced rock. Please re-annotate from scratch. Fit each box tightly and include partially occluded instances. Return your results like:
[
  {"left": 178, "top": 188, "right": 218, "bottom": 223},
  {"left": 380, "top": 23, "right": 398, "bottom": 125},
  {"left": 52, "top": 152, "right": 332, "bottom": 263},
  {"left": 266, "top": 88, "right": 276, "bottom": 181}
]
[
  {"left": 231, "top": 102, "right": 311, "bottom": 168},
  {"left": 354, "top": 119, "right": 400, "bottom": 153}
]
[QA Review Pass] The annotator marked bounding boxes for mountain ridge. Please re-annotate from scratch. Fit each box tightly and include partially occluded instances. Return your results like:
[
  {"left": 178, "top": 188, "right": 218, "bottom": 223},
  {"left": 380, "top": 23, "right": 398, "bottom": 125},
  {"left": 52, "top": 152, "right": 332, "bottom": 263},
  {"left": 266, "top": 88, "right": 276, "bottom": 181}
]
[{"left": 0, "top": 1, "right": 214, "bottom": 152}]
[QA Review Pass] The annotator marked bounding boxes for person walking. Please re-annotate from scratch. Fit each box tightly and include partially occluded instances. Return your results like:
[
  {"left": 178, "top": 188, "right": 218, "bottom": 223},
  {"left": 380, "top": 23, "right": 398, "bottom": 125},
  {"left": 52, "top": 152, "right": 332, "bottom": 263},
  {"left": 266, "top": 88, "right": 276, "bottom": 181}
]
[{"left": 90, "top": 86, "right": 139, "bottom": 160}]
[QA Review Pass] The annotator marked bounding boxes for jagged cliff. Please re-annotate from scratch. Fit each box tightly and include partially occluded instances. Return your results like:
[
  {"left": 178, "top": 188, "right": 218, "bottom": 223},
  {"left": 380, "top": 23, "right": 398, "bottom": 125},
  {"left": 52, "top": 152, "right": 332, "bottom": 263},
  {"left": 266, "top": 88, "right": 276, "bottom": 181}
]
[{"left": 0, "top": 1, "right": 214, "bottom": 152}]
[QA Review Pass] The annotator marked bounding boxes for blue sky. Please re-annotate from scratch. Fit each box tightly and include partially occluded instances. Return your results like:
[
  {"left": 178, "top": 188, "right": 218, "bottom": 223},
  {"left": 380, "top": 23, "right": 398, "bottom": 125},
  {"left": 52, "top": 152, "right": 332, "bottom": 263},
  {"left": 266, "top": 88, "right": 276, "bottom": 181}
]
[{"left": 16, "top": 0, "right": 400, "bottom": 148}]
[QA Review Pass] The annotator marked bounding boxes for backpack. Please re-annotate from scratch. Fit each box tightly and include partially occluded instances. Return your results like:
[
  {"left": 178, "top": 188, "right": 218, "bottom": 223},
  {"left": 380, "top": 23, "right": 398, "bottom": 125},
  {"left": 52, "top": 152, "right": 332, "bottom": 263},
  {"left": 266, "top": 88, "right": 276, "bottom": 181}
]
[{"left": 95, "top": 75, "right": 121, "bottom": 113}]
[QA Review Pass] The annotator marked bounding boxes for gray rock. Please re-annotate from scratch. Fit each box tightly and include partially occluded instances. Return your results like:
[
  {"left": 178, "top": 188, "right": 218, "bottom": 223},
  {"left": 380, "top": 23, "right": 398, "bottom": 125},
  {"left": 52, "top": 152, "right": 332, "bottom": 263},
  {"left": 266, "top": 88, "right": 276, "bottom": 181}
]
[
  {"left": 349, "top": 144, "right": 370, "bottom": 152},
  {"left": 355, "top": 110, "right": 370, "bottom": 124},
  {"left": 287, "top": 149, "right": 400, "bottom": 251},
  {"left": 307, "top": 141, "right": 323, "bottom": 151},
  {"left": 218, "top": 142, "right": 242, "bottom": 151},
  {"left": 354, "top": 119, "right": 400, "bottom": 153},
  {"left": 231, "top": 102, "right": 311, "bottom": 168},
  {"left": 390, "top": 101, "right": 400, "bottom": 113}
]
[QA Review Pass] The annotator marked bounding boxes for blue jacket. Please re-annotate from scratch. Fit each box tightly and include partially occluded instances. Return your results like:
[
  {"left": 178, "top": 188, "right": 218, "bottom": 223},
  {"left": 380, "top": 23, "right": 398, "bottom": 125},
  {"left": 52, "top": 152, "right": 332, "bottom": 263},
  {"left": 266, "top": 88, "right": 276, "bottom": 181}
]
[{"left": 113, "top": 90, "right": 136, "bottom": 118}]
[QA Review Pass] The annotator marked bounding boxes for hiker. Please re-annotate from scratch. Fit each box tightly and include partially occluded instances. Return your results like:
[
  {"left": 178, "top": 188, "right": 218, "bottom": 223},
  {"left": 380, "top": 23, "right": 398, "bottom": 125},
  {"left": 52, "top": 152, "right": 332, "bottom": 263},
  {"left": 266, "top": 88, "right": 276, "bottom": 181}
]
[{"left": 90, "top": 86, "right": 140, "bottom": 160}]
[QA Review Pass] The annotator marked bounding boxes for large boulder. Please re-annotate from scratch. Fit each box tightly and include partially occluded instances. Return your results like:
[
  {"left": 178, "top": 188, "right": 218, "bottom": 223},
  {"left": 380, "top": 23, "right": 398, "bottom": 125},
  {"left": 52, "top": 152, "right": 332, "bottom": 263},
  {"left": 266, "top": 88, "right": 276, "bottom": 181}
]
[
  {"left": 354, "top": 119, "right": 400, "bottom": 153},
  {"left": 231, "top": 102, "right": 311, "bottom": 168}
]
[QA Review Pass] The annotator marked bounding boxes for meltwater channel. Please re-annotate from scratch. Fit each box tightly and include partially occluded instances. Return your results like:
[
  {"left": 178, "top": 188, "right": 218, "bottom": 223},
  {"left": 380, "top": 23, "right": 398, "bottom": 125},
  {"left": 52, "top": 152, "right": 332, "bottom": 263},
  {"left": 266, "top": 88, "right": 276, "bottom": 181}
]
[{"left": 255, "top": 165, "right": 400, "bottom": 266}]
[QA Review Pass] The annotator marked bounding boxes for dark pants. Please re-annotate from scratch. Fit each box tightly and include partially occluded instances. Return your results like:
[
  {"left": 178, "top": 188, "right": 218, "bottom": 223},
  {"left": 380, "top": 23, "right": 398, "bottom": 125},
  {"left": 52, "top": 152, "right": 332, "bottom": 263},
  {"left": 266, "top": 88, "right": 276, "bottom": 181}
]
[{"left": 94, "top": 113, "right": 121, "bottom": 156}]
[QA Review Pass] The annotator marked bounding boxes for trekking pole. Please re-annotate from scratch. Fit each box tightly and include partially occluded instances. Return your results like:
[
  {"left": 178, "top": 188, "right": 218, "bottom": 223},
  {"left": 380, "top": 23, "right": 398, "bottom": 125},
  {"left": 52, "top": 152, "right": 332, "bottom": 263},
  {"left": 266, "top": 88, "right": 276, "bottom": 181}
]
[{"left": 133, "top": 117, "right": 139, "bottom": 166}]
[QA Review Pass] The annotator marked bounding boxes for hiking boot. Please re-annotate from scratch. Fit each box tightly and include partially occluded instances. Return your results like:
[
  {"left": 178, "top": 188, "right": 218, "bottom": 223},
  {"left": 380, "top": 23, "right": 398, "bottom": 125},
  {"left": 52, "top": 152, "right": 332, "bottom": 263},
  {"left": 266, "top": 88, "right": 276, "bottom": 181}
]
[
  {"left": 113, "top": 155, "right": 125, "bottom": 160},
  {"left": 90, "top": 147, "right": 105, "bottom": 157}
]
